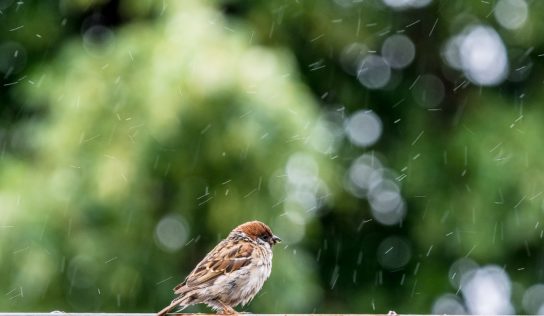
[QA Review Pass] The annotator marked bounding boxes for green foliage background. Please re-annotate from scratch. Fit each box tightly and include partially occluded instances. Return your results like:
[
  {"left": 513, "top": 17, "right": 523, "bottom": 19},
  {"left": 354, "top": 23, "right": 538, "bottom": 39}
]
[{"left": 1, "top": 0, "right": 543, "bottom": 313}]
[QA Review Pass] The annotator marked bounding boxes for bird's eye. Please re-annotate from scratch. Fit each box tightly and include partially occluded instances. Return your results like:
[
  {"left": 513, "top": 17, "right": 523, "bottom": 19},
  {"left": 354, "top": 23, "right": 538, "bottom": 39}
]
[{"left": 260, "top": 234, "right": 269, "bottom": 240}]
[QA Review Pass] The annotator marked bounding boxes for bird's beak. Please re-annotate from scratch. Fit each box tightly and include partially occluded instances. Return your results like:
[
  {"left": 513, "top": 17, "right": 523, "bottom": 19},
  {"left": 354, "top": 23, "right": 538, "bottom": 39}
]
[{"left": 272, "top": 235, "right": 282, "bottom": 245}]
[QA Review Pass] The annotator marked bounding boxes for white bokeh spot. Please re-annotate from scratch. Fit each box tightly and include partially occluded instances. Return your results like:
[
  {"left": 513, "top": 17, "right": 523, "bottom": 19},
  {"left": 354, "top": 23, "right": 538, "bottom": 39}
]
[
  {"left": 494, "top": 0, "right": 528, "bottom": 30},
  {"left": 345, "top": 110, "right": 383, "bottom": 147},
  {"left": 155, "top": 214, "right": 189, "bottom": 252},
  {"left": 459, "top": 26, "right": 509, "bottom": 86},
  {"left": 461, "top": 265, "right": 514, "bottom": 314}
]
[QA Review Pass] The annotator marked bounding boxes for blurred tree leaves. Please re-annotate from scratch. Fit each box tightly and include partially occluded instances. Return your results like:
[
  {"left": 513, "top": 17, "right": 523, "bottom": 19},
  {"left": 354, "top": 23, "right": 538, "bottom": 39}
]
[
  {"left": 1, "top": 0, "right": 331, "bottom": 312},
  {"left": 2, "top": 0, "right": 544, "bottom": 314}
]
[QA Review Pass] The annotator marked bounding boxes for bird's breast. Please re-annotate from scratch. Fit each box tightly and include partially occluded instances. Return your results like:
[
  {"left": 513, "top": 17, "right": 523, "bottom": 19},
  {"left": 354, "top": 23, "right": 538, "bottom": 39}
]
[{"left": 236, "top": 245, "right": 272, "bottom": 305}]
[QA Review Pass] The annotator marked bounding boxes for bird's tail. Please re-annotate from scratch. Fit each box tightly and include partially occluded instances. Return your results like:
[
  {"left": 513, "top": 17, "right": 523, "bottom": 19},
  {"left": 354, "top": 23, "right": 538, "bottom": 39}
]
[{"left": 157, "top": 297, "right": 186, "bottom": 316}]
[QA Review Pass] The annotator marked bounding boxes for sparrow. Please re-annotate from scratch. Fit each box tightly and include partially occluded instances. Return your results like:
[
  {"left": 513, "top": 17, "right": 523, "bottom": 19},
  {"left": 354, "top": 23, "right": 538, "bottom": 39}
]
[{"left": 157, "top": 220, "right": 281, "bottom": 315}]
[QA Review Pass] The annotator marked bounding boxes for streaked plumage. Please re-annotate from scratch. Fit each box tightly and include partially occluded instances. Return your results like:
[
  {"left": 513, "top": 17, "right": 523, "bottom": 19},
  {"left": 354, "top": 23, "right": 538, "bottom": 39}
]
[{"left": 157, "top": 221, "right": 281, "bottom": 315}]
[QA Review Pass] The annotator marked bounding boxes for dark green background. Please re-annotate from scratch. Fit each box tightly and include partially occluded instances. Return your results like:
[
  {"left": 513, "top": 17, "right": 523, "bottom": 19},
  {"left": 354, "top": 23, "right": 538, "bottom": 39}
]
[{"left": 1, "top": 0, "right": 543, "bottom": 314}]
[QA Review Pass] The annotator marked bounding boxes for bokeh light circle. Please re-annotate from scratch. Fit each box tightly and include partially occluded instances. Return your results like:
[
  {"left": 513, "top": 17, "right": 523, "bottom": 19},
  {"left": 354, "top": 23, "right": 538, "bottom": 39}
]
[
  {"left": 357, "top": 55, "right": 391, "bottom": 89},
  {"left": 442, "top": 26, "right": 509, "bottom": 86},
  {"left": 382, "top": 0, "right": 432, "bottom": 10},
  {"left": 494, "top": 0, "right": 528, "bottom": 30},
  {"left": 340, "top": 43, "right": 368, "bottom": 75},
  {"left": 345, "top": 110, "right": 383, "bottom": 147},
  {"left": 273, "top": 212, "right": 306, "bottom": 244},
  {"left": 155, "top": 214, "right": 189, "bottom": 252},
  {"left": 412, "top": 74, "right": 445, "bottom": 108},
  {"left": 460, "top": 26, "right": 508, "bottom": 86},
  {"left": 286, "top": 153, "right": 319, "bottom": 186},
  {"left": 449, "top": 257, "right": 479, "bottom": 289},
  {"left": 82, "top": 25, "right": 116, "bottom": 56},
  {"left": 432, "top": 294, "right": 467, "bottom": 314},
  {"left": 441, "top": 36, "right": 463, "bottom": 70},
  {"left": 370, "top": 192, "right": 405, "bottom": 226},
  {"left": 382, "top": 34, "right": 415, "bottom": 69},
  {"left": 0, "top": 42, "right": 27, "bottom": 75},
  {"left": 377, "top": 236, "right": 411, "bottom": 269},
  {"left": 369, "top": 179, "right": 402, "bottom": 213},
  {"left": 349, "top": 154, "right": 383, "bottom": 192},
  {"left": 461, "top": 265, "right": 514, "bottom": 314},
  {"left": 309, "top": 115, "right": 344, "bottom": 154},
  {"left": 522, "top": 284, "right": 544, "bottom": 314}
]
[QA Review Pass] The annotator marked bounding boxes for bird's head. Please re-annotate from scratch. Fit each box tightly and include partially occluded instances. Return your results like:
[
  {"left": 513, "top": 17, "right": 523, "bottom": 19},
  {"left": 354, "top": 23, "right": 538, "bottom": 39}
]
[{"left": 233, "top": 220, "right": 281, "bottom": 246}]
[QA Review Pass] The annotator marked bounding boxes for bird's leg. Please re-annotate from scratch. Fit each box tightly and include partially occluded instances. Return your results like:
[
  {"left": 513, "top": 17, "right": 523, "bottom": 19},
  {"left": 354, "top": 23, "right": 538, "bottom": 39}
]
[{"left": 217, "top": 300, "right": 237, "bottom": 315}]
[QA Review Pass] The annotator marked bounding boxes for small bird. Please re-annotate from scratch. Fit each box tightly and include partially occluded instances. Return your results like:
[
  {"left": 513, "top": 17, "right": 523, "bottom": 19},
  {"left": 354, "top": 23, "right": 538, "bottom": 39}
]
[{"left": 157, "top": 220, "right": 281, "bottom": 315}]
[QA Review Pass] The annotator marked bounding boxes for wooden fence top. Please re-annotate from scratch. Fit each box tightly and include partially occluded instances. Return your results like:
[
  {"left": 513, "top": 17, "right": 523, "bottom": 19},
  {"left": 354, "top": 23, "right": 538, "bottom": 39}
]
[
  {"left": 0, "top": 314, "right": 420, "bottom": 316},
  {"left": 0, "top": 314, "right": 409, "bottom": 316},
  {"left": 0, "top": 314, "right": 483, "bottom": 316},
  {"left": 0, "top": 314, "right": 423, "bottom": 316}
]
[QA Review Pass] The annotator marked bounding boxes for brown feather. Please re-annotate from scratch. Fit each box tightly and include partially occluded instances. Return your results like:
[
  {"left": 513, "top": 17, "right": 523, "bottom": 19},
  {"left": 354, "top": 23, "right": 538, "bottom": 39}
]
[
  {"left": 180, "top": 239, "right": 253, "bottom": 289},
  {"left": 159, "top": 221, "right": 278, "bottom": 315},
  {"left": 233, "top": 221, "right": 273, "bottom": 240}
]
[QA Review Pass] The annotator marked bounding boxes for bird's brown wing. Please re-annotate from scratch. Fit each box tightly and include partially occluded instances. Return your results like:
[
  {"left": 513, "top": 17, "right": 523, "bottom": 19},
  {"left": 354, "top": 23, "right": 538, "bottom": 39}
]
[{"left": 174, "top": 238, "right": 253, "bottom": 294}]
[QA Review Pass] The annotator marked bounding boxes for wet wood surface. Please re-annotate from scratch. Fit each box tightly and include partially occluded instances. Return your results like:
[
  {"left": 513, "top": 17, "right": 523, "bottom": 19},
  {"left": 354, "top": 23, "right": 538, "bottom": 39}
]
[{"left": 0, "top": 314, "right": 409, "bottom": 316}]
